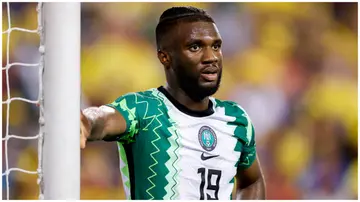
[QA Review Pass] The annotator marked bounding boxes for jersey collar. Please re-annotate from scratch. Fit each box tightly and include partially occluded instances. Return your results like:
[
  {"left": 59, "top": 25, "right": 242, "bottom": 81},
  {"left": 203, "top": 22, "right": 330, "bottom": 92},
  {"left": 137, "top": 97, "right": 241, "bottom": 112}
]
[{"left": 157, "top": 86, "right": 214, "bottom": 117}]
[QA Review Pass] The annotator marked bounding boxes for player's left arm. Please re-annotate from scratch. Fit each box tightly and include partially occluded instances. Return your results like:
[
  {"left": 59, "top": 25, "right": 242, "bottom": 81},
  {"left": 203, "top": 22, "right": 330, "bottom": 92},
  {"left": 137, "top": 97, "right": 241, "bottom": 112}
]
[
  {"left": 234, "top": 112, "right": 265, "bottom": 199},
  {"left": 235, "top": 155, "right": 266, "bottom": 199}
]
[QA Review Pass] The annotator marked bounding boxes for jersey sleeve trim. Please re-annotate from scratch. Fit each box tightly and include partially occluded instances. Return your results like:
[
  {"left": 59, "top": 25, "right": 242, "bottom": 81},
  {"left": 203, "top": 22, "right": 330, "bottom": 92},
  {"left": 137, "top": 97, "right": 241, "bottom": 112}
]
[
  {"left": 105, "top": 102, "right": 131, "bottom": 134},
  {"left": 105, "top": 93, "right": 140, "bottom": 143}
]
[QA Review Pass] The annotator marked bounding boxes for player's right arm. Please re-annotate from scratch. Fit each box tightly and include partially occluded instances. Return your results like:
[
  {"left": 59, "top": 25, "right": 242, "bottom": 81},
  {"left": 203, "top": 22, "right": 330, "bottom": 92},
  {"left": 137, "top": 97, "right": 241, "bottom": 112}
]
[
  {"left": 80, "top": 106, "right": 126, "bottom": 148},
  {"left": 80, "top": 93, "right": 141, "bottom": 148}
]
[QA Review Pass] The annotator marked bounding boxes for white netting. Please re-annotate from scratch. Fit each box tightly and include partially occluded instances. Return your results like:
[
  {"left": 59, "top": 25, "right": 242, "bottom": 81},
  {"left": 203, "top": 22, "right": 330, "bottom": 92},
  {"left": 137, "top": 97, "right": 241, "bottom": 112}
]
[{"left": 2, "top": 2, "right": 45, "bottom": 200}]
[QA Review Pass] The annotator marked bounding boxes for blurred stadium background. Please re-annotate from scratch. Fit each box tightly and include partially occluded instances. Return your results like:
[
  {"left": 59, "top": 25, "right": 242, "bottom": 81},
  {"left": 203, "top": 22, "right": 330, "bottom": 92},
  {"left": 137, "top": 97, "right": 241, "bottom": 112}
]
[{"left": 2, "top": 2, "right": 358, "bottom": 200}]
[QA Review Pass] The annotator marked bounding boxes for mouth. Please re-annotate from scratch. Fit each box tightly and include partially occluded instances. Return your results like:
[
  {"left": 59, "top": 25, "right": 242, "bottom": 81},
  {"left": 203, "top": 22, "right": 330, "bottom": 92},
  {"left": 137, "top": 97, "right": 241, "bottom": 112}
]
[
  {"left": 200, "top": 72, "right": 218, "bottom": 82},
  {"left": 200, "top": 66, "right": 219, "bottom": 82}
]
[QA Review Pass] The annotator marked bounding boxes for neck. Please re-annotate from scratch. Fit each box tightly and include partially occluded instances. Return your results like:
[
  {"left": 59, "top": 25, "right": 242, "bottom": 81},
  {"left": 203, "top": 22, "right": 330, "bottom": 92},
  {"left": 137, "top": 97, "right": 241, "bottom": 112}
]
[{"left": 164, "top": 83, "right": 210, "bottom": 112}]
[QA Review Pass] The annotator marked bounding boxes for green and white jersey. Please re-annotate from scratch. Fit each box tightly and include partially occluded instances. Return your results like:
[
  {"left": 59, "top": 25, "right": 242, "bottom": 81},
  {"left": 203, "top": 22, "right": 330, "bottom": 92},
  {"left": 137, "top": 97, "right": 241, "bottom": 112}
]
[{"left": 106, "top": 86, "right": 256, "bottom": 200}]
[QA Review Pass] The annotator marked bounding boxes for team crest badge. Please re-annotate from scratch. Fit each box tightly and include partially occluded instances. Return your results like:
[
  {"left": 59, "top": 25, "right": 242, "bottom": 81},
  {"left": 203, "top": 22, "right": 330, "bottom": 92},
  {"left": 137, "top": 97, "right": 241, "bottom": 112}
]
[{"left": 198, "top": 126, "right": 217, "bottom": 151}]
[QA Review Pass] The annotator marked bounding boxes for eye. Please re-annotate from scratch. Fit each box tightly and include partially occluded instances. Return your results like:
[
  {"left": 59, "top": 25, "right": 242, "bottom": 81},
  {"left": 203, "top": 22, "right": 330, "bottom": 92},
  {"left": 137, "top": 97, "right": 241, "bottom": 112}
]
[
  {"left": 212, "top": 44, "right": 221, "bottom": 51},
  {"left": 189, "top": 44, "right": 200, "bottom": 52}
]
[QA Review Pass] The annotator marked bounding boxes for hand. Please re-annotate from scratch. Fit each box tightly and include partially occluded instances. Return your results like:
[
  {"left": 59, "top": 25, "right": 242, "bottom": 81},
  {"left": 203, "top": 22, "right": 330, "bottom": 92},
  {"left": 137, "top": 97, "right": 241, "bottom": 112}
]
[{"left": 80, "top": 110, "right": 91, "bottom": 149}]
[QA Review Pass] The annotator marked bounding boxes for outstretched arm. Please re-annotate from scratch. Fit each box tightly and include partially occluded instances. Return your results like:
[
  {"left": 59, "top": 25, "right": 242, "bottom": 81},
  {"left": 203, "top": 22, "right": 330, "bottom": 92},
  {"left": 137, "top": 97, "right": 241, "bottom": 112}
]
[
  {"left": 235, "top": 155, "right": 266, "bottom": 199},
  {"left": 80, "top": 105, "right": 126, "bottom": 148}
]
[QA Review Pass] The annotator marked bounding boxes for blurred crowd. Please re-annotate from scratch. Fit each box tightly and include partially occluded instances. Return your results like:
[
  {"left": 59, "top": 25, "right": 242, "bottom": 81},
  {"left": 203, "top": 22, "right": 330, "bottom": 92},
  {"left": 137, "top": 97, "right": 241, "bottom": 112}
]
[{"left": 2, "top": 2, "right": 358, "bottom": 200}]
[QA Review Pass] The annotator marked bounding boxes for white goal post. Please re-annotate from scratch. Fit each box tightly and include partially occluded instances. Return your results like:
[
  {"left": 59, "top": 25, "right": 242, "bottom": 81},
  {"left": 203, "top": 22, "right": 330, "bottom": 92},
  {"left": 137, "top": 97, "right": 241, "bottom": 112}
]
[
  {"left": 2, "top": 2, "right": 81, "bottom": 200},
  {"left": 42, "top": 2, "right": 81, "bottom": 199}
]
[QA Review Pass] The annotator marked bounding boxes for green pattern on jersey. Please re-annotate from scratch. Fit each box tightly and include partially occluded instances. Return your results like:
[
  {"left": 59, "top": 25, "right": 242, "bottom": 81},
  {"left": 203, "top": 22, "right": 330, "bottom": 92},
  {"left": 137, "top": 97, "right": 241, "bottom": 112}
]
[
  {"left": 214, "top": 99, "right": 256, "bottom": 200},
  {"left": 107, "top": 89, "right": 180, "bottom": 199},
  {"left": 118, "top": 143, "right": 131, "bottom": 199},
  {"left": 109, "top": 95, "right": 139, "bottom": 144},
  {"left": 152, "top": 90, "right": 181, "bottom": 199},
  {"left": 214, "top": 99, "right": 256, "bottom": 169}
]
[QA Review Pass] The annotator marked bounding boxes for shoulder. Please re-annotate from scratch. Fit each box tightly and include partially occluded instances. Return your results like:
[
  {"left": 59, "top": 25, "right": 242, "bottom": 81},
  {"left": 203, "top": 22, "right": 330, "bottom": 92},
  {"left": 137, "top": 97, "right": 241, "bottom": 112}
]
[
  {"left": 109, "top": 88, "right": 165, "bottom": 112},
  {"left": 112, "top": 88, "right": 162, "bottom": 103},
  {"left": 213, "top": 98, "right": 250, "bottom": 119},
  {"left": 213, "top": 98, "right": 255, "bottom": 145}
]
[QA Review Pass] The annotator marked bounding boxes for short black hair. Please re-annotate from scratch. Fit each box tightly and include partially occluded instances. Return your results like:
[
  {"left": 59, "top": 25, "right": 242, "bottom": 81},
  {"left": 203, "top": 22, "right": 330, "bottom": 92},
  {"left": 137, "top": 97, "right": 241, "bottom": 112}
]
[{"left": 155, "top": 6, "right": 215, "bottom": 50}]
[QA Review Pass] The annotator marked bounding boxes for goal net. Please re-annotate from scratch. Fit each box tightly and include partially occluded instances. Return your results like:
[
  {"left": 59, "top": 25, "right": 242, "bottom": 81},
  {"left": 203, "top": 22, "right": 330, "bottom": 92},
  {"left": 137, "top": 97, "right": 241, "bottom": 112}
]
[{"left": 2, "top": 2, "right": 80, "bottom": 200}]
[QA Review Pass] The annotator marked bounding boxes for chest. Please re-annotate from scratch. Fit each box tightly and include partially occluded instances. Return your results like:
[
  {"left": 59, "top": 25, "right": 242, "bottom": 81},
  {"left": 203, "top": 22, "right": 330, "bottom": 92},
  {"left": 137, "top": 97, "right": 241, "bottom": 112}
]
[
  {"left": 136, "top": 111, "right": 242, "bottom": 168},
  {"left": 174, "top": 120, "right": 241, "bottom": 171}
]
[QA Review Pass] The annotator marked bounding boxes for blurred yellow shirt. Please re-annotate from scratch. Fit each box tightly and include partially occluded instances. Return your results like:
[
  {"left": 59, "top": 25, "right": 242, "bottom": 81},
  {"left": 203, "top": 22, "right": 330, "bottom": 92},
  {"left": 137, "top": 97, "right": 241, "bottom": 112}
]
[{"left": 81, "top": 34, "right": 165, "bottom": 104}]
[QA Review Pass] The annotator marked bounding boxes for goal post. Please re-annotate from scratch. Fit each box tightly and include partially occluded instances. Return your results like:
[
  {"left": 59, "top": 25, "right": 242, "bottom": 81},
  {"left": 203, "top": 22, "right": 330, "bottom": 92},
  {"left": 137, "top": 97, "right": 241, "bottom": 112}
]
[{"left": 43, "top": 2, "right": 81, "bottom": 199}]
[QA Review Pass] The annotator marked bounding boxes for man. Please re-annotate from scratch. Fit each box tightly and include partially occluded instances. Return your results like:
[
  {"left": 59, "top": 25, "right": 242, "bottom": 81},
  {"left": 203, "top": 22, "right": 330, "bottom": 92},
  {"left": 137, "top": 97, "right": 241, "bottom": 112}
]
[{"left": 80, "top": 6, "right": 266, "bottom": 200}]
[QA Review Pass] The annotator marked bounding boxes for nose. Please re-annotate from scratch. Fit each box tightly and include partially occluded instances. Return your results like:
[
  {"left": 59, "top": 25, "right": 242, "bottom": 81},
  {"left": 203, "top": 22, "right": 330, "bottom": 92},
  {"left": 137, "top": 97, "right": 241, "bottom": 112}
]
[{"left": 201, "top": 47, "right": 218, "bottom": 64}]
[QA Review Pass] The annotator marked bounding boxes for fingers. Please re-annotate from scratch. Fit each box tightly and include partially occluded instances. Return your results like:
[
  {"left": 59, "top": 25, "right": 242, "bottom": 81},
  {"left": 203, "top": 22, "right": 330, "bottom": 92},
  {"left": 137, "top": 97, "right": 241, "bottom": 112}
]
[
  {"left": 80, "top": 110, "right": 90, "bottom": 149},
  {"left": 80, "top": 134, "right": 87, "bottom": 149},
  {"left": 80, "top": 122, "right": 86, "bottom": 149},
  {"left": 80, "top": 110, "right": 87, "bottom": 123},
  {"left": 80, "top": 123, "right": 85, "bottom": 149}
]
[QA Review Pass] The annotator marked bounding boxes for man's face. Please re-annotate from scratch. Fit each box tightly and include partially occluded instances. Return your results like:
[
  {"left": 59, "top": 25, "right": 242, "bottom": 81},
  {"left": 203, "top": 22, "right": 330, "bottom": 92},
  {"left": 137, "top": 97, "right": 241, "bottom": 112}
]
[{"left": 169, "top": 21, "right": 223, "bottom": 101}]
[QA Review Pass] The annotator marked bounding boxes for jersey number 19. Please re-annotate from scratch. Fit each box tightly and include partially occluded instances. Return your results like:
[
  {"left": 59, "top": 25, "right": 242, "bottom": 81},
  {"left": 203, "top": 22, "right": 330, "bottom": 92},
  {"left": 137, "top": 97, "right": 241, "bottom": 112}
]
[{"left": 197, "top": 168, "right": 222, "bottom": 200}]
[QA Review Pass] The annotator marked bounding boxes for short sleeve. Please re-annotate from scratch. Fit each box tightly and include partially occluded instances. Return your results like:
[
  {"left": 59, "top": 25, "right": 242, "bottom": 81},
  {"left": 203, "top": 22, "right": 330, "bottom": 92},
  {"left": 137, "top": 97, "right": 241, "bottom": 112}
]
[
  {"left": 105, "top": 93, "right": 140, "bottom": 144},
  {"left": 238, "top": 118, "right": 257, "bottom": 170}
]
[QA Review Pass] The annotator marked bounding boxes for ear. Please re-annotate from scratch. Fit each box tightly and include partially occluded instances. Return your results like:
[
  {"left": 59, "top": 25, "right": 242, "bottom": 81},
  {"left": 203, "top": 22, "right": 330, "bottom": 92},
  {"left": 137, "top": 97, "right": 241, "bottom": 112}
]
[{"left": 157, "top": 50, "right": 171, "bottom": 68}]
